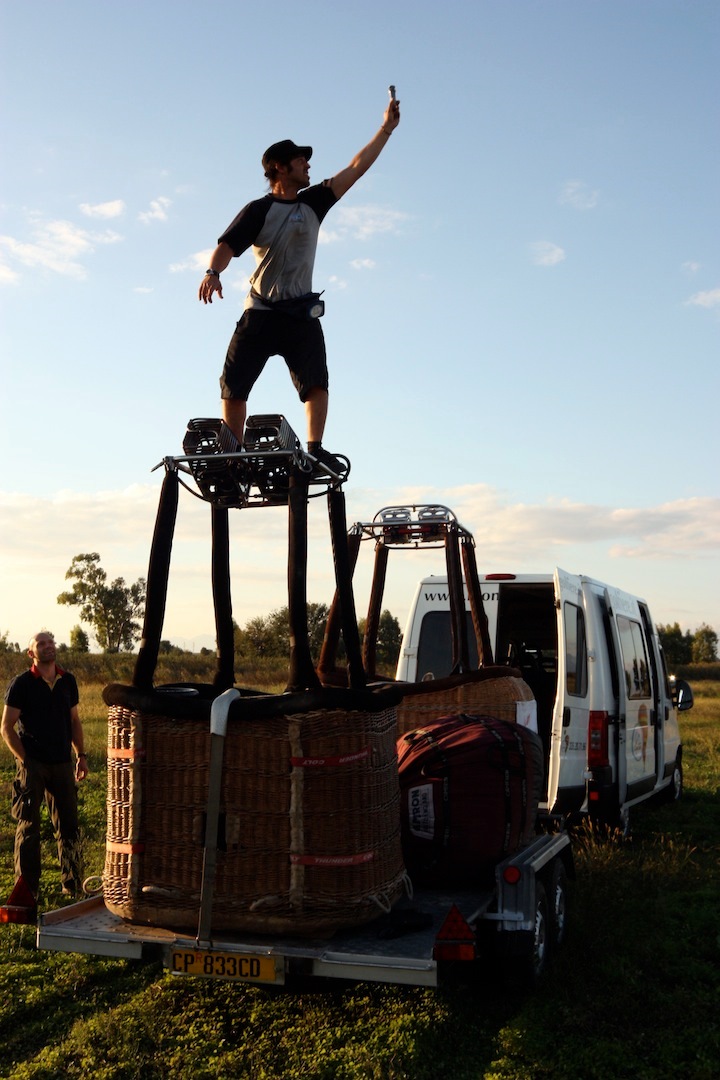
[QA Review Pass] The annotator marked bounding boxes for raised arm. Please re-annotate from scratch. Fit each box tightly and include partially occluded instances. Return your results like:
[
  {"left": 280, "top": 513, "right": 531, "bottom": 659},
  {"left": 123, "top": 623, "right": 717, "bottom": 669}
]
[{"left": 328, "top": 96, "right": 401, "bottom": 200}]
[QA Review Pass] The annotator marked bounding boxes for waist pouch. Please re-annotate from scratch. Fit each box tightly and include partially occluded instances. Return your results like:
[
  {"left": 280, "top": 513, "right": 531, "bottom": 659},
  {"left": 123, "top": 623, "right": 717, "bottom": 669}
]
[{"left": 251, "top": 288, "right": 325, "bottom": 320}]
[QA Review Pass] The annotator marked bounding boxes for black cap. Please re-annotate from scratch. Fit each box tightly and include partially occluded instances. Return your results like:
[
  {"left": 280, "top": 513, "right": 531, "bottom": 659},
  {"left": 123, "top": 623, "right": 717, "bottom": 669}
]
[{"left": 262, "top": 140, "right": 313, "bottom": 170}]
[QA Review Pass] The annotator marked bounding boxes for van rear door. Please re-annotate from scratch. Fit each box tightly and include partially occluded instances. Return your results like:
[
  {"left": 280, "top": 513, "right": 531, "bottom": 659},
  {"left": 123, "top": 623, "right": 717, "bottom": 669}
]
[
  {"left": 603, "top": 588, "right": 658, "bottom": 804},
  {"left": 550, "top": 570, "right": 590, "bottom": 814}
]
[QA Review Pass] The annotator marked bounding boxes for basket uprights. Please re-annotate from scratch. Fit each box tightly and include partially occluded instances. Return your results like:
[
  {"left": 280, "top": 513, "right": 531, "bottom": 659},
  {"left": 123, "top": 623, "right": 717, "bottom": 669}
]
[
  {"left": 286, "top": 473, "right": 321, "bottom": 692},
  {"left": 317, "top": 529, "right": 362, "bottom": 684},
  {"left": 460, "top": 534, "right": 494, "bottom": 666},
  {"left": 211, "top": 505, "right": 235, "bottom": 690},
  {"left": 444, "top": 523, "right": 470, "bottom": 674},
  {"left": 362, "top": 539, "right": 389, "bottom": 681},
  {"left": 327, "top": 488, "right": 365, "bottom": 689},
  {"left": 133, "top": 467, "right": 179, "bottom": 690}
]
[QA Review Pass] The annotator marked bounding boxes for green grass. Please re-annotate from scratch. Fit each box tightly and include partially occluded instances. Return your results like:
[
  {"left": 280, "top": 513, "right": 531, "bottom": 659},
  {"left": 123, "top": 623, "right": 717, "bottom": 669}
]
[{"left": 0, "top": 676, "right": 718, "bottom": 1079}]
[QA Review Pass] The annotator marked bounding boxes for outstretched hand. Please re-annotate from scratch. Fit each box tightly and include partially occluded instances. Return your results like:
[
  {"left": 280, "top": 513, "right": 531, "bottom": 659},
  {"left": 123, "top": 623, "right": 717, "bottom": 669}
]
[
  {"left": 199, "top": 275, "right": 224, "bottom": 304},
  {"left": 384, "top": 96, "right": 401, "bottom": 132}
]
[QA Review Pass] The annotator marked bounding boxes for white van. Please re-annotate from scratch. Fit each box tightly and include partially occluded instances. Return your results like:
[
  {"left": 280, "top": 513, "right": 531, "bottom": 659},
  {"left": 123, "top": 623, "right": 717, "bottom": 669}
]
[{"left": 397, "top": 570, "right": 693, "bottom": 830}]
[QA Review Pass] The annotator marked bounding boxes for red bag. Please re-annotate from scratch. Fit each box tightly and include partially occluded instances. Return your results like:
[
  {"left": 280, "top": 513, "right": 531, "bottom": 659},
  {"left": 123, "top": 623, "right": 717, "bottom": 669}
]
[{"left": 397, "top": 713, "right": 544, "bottom": 884}]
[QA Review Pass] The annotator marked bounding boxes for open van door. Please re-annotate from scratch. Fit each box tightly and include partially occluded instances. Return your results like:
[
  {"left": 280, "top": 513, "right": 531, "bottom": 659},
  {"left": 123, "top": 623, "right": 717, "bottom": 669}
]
[
  {"left": 603, "top": 587, "right": 658, "bottom": 809},
  {"left": 549, "top": 570, "right": 590, "bottom": 815}
]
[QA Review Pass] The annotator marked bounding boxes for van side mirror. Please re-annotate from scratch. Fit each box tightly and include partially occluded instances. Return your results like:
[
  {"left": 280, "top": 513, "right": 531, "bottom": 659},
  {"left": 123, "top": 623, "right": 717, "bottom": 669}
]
[{"left": 672, "top": 678, "right": 694, "bottom": 712}]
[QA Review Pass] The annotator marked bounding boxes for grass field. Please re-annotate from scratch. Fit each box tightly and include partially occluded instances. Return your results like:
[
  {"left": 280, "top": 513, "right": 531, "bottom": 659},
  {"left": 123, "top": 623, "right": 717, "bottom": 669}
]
[{"left": 0, "top": 674, "right": 718, "bottom": 1079}]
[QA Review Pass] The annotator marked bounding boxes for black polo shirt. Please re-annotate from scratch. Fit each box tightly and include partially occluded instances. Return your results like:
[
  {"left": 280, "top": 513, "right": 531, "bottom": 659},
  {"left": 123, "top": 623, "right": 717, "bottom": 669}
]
[{"left": 4, "top": 665, "right": 79, "bottom": 764}]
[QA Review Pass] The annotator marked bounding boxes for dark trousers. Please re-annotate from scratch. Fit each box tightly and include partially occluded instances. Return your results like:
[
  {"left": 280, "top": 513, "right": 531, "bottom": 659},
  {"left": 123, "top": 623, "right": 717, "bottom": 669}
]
[{"left": 11, "top": 759, "right": 81, "bottom": 893}]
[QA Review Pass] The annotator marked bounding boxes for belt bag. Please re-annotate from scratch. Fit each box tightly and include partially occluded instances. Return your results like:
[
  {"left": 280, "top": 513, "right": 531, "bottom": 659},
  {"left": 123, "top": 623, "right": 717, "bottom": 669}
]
[{"left": 251, "top": 288, "right": 325, "bottom": 320}]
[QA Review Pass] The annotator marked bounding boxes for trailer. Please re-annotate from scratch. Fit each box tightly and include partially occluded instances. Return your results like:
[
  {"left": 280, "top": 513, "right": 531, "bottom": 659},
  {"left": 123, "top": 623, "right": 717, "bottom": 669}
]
[
  {"left": 38, "top": 828, "right": 572, "bottom": 988},
  {"left": 34, "top": 431, "right": 573, "bottom": 990}
]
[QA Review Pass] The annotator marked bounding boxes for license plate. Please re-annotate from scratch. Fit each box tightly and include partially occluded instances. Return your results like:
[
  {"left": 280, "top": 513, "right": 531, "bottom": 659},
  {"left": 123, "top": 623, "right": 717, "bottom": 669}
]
[{"left": 168, "top": 947, "right": 281, "bottom": 983}]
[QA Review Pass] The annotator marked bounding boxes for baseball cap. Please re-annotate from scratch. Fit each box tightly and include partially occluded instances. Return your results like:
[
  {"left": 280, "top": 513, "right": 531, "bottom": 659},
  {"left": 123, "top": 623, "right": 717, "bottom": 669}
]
[{"left": 262, "top": 140, "right": 313, "bottom": 170}]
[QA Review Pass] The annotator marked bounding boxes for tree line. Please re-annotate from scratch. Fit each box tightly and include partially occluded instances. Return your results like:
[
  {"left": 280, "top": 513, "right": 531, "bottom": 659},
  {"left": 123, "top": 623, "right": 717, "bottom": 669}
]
[
  {"left": 47, "top": 552, "right": 401, "bottom": 669},
  {"left": 1, "top": 553, "right": 717, "bottom": 674},
  {"left": 656, "top": 623, "right": 718, "bottom": 667}
]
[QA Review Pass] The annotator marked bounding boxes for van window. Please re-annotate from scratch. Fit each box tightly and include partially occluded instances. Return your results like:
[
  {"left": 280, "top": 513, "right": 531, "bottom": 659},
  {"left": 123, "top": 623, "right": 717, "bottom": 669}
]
[
  {"left": 564, "top": 602, "right": 588, "bottom": 697},
  {"left": 416, "top": 611, "right": 479, "bottom": 680},
  {"left": 617, "top": 615, "right": 651, "bottom": 698}
]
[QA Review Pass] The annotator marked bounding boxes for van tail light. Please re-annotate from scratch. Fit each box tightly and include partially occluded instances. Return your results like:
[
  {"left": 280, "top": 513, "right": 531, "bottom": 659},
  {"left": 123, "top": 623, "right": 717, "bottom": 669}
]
[{"left": 588, "top": 711, "right": 610, "bottom": 768}]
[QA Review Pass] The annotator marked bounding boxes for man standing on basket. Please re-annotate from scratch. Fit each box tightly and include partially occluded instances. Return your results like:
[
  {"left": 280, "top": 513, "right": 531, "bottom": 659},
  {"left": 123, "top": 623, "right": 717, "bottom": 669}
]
[{"left": 199, "top": 92, "right": 401, "bottom": 474}]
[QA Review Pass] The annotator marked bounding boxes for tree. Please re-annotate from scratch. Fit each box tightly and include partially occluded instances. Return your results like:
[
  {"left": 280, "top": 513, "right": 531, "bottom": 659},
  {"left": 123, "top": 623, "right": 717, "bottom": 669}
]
[
  {"left": 691, "top": 623, "right": 718, "bottom": 663},
  {"left": 656, "top": 623, "right": 693, "bottom": 668},
  {"left": 69, "top": 625, "right": 90, "bottom": 653},
  {"left": 376, "top": 609, "right": 402, "bottom": 669},
  {"left": 57, "top": 553, "right": 146, "bottom": 653},
  {"left": 0, "top": 631, "right": 20, "bottom": 653},
  {"left": 238, "top": 603, "right": 330, "bottom": 661}
]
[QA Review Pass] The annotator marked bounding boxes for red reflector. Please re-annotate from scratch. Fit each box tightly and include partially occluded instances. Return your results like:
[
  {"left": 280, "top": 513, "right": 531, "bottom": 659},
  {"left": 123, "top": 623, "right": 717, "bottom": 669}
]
[
  {"left": 589, "top": 791, "right": 600, "bottom": 801},
  {"left": 1, "top": 877, "right": 37, "bottom": 924},
  {"left": 435, "top": 904, "right": 475, "bottom": 942},
  {"left": 588, "top": 711, "right": 609, "bottom": 768},
  {"left": 484, "top": 574, "right": 517, "bottom": 581},
  {"left": 433, "top": 942, "right": 476, "bottom": 963},
  {"left": 0, "top": 905, "right": 37, "bottom": 925},
  {"left": 503, "top": 865, "right": 522, "bottom": 885}
]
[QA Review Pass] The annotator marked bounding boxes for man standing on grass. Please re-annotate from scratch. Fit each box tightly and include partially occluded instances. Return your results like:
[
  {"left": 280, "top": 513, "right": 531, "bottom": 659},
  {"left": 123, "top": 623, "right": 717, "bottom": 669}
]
[
  {"left": 199, "top": 91, "right": 401, "bottom": 473},
  {"left": 1, "top": 631, "right": 89, "bottom": 899}
]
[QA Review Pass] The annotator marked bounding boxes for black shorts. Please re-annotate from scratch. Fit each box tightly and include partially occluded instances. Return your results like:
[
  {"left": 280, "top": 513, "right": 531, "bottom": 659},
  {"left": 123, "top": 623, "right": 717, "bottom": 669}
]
[{"left": 219, "top": 309, "right": 328, "bottom": 402}]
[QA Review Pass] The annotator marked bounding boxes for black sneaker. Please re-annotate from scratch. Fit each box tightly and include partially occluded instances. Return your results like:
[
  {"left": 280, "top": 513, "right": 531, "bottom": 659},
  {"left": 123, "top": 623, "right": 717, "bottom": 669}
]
[{"left": 308, "top": 446, "right": 350, "bottom": 479}]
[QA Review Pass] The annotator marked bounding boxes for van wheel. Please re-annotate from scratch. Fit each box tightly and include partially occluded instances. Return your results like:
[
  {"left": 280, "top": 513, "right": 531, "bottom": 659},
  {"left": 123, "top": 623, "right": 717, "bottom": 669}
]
[
  {"left": 662, "top": 756, "right": 683, "bottom": 803},
  {"left": 593, "top": 804, "right": 631, "bottom": 840},
  {"left": 547, "top": 860, "right": 569, "bottom": 950}
]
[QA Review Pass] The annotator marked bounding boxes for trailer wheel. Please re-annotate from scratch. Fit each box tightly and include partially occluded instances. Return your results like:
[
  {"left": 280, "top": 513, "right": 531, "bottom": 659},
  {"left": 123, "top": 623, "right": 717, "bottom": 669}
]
[
  {"left": 547, "top": 860, "right": 569, "bottom": 950},
  {"left": 525, "top": 880, "right": 549, "bottom": 983}
]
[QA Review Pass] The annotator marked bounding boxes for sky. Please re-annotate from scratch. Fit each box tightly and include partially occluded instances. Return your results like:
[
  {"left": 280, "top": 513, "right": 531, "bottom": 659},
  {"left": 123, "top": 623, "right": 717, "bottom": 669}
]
[{"left": 1, "top": 0, "right": 718, "bottom": 653}]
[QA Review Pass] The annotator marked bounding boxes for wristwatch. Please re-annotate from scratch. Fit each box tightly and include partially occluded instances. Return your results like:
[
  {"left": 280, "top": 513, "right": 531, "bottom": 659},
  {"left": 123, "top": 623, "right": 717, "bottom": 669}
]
[{"left": 205, "top": 269, "right": 220, "bottom": 277}]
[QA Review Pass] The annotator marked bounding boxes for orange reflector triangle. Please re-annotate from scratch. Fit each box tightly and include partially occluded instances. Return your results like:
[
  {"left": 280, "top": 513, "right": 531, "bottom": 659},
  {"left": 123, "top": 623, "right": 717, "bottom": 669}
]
[
  {"left": 7, "top": 877, "right": 36, "bottom": 908},
  {"left": 0, "top": 876, "right": 37, "bottom": 924},
  {"left": 435, "top": 903, "right": 474, "bottom": 942}
]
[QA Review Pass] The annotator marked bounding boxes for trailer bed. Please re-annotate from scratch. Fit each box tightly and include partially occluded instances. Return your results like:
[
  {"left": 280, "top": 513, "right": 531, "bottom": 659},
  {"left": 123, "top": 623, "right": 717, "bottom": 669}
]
[
  {"left": 37, "top": 831, "right": 572, "bottom": 988},
  {"left": 38, "top": 887, "right": 499, "bottom": 987}
]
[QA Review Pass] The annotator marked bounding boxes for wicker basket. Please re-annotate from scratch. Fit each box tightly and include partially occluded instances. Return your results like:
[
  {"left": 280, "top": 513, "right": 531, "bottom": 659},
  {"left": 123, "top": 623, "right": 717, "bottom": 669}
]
[
  {"left": 395, "top": 666, "right": 535, "bottom": 736},
  {"left": 102, "top": 683, "right": 406, "bottom": 935}
]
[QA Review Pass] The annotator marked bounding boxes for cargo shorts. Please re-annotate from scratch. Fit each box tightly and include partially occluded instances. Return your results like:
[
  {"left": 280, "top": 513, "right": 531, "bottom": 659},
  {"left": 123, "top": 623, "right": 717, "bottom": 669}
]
[{"left": 220, "top": 309, "right": 328, "bottom": 403}]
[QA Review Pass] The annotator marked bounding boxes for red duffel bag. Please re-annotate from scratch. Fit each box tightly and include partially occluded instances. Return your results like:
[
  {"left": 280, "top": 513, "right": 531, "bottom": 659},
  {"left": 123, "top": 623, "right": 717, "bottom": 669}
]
[{"left": 397, "top": 713, "right": 544, "bottom": 885}]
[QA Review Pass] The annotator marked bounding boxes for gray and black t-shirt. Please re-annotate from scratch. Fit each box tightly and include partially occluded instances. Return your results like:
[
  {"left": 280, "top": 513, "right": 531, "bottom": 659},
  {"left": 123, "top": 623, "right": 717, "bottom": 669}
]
[{"left": 218, "top": 184, "right": 337, "bottom": 310}]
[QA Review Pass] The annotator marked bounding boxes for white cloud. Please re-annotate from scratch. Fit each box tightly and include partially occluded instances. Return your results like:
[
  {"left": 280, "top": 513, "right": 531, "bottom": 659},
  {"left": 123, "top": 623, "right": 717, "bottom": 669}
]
[
  {"left": 319, "top": 205, "right": 408, "bottom": 244},
  {"left": 681, "top": 261, "right": 701, "bottom": 275},
  {"left": 0, "top": 261, "right": 19, "bottom": 285},
  {"left": 531, "top": 241, "right": 566, "bottom": 267},
  {"left": 685, "top": 287, "right": 720, "bottom": 309},
  {"left": 138, "top": 196, "right": 172, "bottom": 225},
  {"left": 0, "top": 218, "right": 122, "bottom": 280},
  {"left": 350, "top": 258, "right": 376, "bottom": 271},
  {"left": 170, "top": 249, "right": 213, "bottom": 273},
  {"left": 79, "top": 199, "right": 126, "bottom": 219},
  {"left": 327, "top": 274, "right": 348, "bottom": 290},
  {"left": 559, "top": 180, "right": 599, "bottom": 210},
  {"left": 1, "top": 484, "right": 718, "bottom": 647}
]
